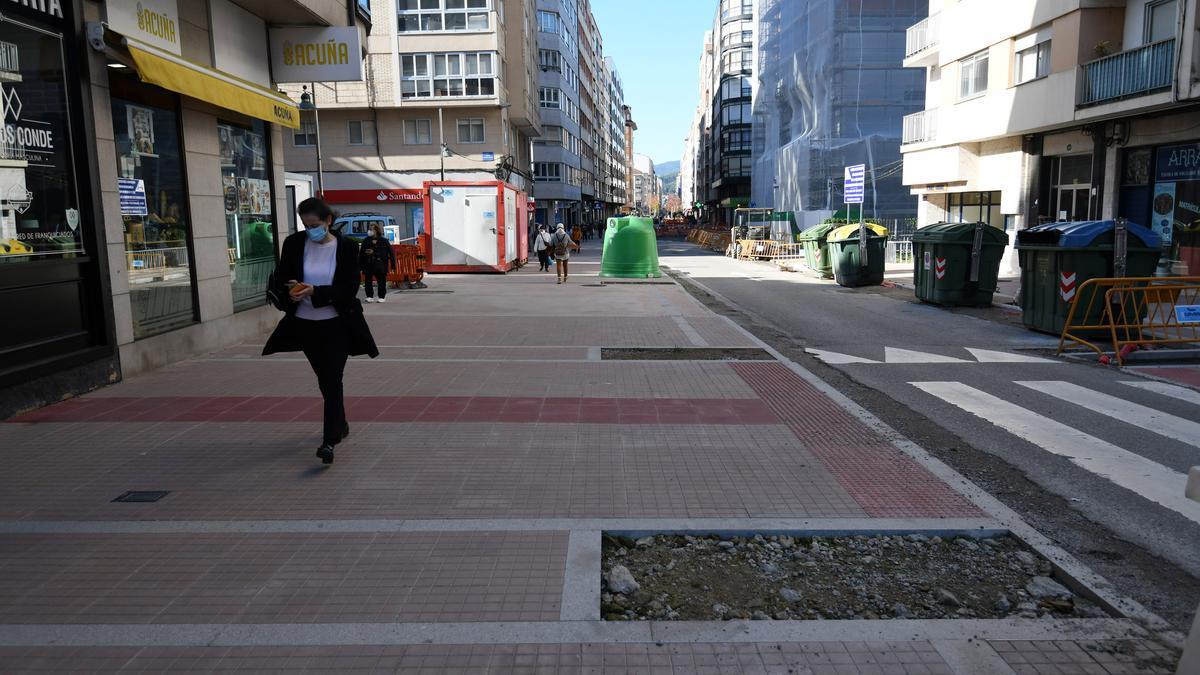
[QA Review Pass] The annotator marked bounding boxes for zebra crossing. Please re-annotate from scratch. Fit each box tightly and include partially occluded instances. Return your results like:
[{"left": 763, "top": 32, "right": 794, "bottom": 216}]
[{"left": 912, "top": 378, "right": 1200, "bottom": 526}]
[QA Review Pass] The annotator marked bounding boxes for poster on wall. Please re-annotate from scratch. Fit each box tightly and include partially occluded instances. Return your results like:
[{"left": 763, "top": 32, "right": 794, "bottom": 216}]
[
  {"left": 126, "top": 105, "right": 156, "bottom": 156},
  {"left": 249, "top": 178, "right": 271, "bottom": 215},
  {"left": 218, "top": 126, "right": 235, "bottom": 165},
  {"left": 222, "top": 175, "right": 239, "bottom": 214},
  {"left": 1152, "top": 183, "right": 1176, "bottom": 245},
  {"left": 238, "top": 177, "right": 252, "bottom": 214}
]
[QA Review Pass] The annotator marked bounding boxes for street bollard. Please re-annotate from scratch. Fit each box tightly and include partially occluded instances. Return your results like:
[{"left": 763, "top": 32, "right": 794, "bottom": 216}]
[{"left": 1178, "top": 468, "right": 1200, "bottom": 675}]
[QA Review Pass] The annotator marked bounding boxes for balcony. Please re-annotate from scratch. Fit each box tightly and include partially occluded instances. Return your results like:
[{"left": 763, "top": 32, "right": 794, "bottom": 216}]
[
  {"left": 903, "top": 15, "right": 939, "bottom": 67},
  {"left": 902, "top": 109, "right": 937, "bottom": 145},
  {"left": 1078, "top": 39, "right": 1175, "bottom": 107}
]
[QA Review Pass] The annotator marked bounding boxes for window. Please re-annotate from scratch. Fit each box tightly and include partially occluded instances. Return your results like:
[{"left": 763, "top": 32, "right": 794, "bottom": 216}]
[
  {"left": 398, "top": 0, "right": 490, "bottom": 32},
  {"left": 347, "top": 120, "right": 376, "bottom": 146},
  {"left": 294, "top": 121, "right": 317, "bottom": 147},
  {"left": 539, "top": 87, "right": 562, "bottom": 109},
  {"left": 946, "top": 192, "right": 1003, "bottom": 227},
  {"left": 959, "top": 50, "right": 989, "bottom": 99},
  {"left": 721, "top": 128, "right": 752, "bottom": 153},
  {"left": 721, "top": 102, "right": 750, "bottom": 126},
  {"left": 1145, "top": 0, "right": 1178, "bottom": 44},
  {"left": 722, "top": 48, "right": 753, "bottom": 76},
  {"left": 401, "top": 52, "right": 496, "bottom": 98},
  {"left": 537, "top": 125, "right": 565, "bottom": 146},
  {"left": 721, "top": 155, "right": 751, "bottom": 177},
  {"left": 112, "top": 87, "right": 196, "bottom": 338},
  {"left": 457, "top": 117, "right": 485, "bottom": 144},
  {"left": 721, "top": 20, "right": 753, "bottom": 48},
  {"left": 720, "top": 0, "right": 752, "bottom": 20},
  {"left": 403, "top": 119, "right": 432, "bottom": 145},
  {"left": 534, "top": 162, "right": 562, "bottom": 182},
  {"left": 539, "top": 48, "right": 561, "bottom": 72},
  {"left": 219, "top": 121, "right": 276, "bottom": 312},
  {"left": 720, "top": 76, "right": 752, "bottom": 101},
  {"left": 1015, "top": 40, "right": 1050, "bottom": 84},
  {"left": 536, "top": 9, "right": 575, "bottom": 48}
]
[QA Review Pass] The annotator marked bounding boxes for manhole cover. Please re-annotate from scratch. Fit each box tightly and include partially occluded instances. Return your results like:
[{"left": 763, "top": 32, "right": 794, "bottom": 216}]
[{"left": 112, "top": 491, "right": 170, "bottom": 503}]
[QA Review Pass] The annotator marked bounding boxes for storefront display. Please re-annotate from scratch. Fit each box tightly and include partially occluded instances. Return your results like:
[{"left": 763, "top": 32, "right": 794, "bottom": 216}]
[
  {"left": 111, "top": 77, "right": 195, "bottom": 340},
  {"left": 0, "top": 18, "right": 83, "bottom": 261},
  {"left": 221, "top": 120, "right": 276, "bottom": 311},
  {"left": 1120, "top": 141, "right": 1200, "bottom": 273}
]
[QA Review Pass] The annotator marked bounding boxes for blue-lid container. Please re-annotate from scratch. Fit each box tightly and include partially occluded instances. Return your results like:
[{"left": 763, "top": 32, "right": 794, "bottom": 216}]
[{"left": 1015, "top": 220, "right": 1161, "bottom": 249}]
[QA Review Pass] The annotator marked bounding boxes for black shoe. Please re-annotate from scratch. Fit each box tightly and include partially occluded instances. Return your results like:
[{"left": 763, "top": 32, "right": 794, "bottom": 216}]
[{"left": 316, "top": 443, "right": 335, "bottom": 464}]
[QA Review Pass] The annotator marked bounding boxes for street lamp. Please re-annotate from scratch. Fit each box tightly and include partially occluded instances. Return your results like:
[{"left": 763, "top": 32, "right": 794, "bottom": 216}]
[{"left": 298, "top": 85, "right": 324, "bottom": 197}]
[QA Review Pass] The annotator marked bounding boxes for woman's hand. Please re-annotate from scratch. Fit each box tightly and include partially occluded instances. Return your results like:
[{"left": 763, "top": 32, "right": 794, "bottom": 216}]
[{"left": 289, "top": 282, "right": 314, "bottom": 300}]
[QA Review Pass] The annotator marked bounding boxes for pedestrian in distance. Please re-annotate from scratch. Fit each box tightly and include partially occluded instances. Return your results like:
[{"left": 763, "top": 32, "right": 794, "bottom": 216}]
[
  {"left": 572, "top": 225, "right": 584, "bottom": 253},
  {"left": 263, "top": 197, "right": 379, "bottom": 465},
  {"left": 551, "top": 223, "right": 579, "bottom": 284},
  {"left": 534, "top": 224, "right": 553, "bottom": 272},
  {"left": 360, "top": 222, "right": 396, "bottom": 303}
]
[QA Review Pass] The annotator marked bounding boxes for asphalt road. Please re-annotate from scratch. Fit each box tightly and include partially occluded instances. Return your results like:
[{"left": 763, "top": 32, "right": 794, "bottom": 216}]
[{"left": 658, "top": 239, "right": 1200, "bottom": 629}]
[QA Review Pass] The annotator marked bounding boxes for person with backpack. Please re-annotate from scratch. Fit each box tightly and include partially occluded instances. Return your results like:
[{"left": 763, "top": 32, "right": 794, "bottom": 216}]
[
  {"left": 533, "top": 224, "right": 553, "bottom": 272},
  {"left": 551, "top": 223, "right": 579, "bottom": 284},
  {"left": 264, "top": 198, "right": 379, "bottom": 465},
  {"left": 359, "top": 223, "right": 397, "bottom": 303}
]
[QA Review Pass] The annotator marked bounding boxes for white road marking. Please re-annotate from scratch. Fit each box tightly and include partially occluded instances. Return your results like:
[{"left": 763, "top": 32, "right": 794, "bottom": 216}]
[
  {"left": 911, "top": 381, "right": 1200, "bottom": 525},
  {"left": 805, "top": 348, "right": 880, "bottom": 365},
  {"left": 1017, "top": 381, "right": 1200, "bottom": 448},
  {"left": 966, "top": 348, "right": 1056, "bottom": 364},
  {"left": 885, "top": 347, "right": 969, "bottom": 364},
  {"left": 1120, "top": 380, "right": 1200, "bottom": 406}
]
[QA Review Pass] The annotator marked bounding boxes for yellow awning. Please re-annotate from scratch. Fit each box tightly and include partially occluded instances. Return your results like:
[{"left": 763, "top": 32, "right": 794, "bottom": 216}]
[{"left": 126, "top": 43, "right": 300, "bottom": 129}]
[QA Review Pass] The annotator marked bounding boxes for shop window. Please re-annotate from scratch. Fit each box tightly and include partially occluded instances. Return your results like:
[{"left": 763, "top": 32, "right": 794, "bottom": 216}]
[
  {"left": 946, "top": 191, "right": 1002, "bottom": 227},
  {"left": 219, "top": 120, "right": 276, "bottom": 313},
  {"left": 0, "top": 19, "right": 83, "bottom": 264},
  {"left": 111, "top": 88, "right": 196, "bottom": 339}
]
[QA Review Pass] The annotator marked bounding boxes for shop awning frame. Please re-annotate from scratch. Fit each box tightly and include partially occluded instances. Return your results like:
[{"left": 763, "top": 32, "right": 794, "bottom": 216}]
[{"left": 90, "top": 25, "right": 299, "bottom": 129}]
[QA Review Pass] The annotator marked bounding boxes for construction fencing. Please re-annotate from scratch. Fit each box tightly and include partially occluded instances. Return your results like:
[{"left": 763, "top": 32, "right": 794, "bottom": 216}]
[{"left": 1058, "top": 276, "right": 1200, "bottom": 365}]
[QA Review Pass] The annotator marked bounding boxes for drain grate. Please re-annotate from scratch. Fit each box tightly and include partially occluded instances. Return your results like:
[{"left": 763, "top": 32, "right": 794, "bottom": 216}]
[{"left": 112, "top": 491, "right": 171, "bottom": 503}]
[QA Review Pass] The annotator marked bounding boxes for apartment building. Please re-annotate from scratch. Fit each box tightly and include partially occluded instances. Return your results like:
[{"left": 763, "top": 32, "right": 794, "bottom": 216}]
[
  {"left": 681, "top": 30, "right": 716, "bottom": 219},
  {"left": 752, "top": 0, "right": 927, "bottom": 228},
  {"left": 603, "top": 58, "right": 630, "bottom": 211},
  {"left": 901, "top": 0, "right": 1200, "bottom": 274},
  {"left": 282, "top": 0, "right": 541, "bottom": 241},
  {"left": 2, "top": 0, "right": 363, "bottom": 418},
  {"left": 703, "top": 0, "right": 755, "bottom": 226},
  {"left": 632, "top": 154, "right": 663, "bottom": 216},
  {"left": 530, "top": 0, "right": 627, "bottom": 228}
]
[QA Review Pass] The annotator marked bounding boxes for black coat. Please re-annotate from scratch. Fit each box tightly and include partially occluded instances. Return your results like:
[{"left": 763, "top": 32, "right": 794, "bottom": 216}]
[
  {"left": 359, "top": 235, "right": 397, "bottom": 273},
  {"left": 262, "top": 231, "right": 380, "bottom": 358}
]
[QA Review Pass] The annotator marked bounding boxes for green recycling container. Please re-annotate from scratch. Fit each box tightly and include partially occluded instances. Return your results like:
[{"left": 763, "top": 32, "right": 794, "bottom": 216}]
[
  {"left": 797, "top": 223, "right": 837, "bottom": 278},
  {"left": 828, "top": 223, "right": 889, "bottom": 288},
  {"left": 1015, "top": 220, "right": 1162, "bottom": 335},
  {"left": 912, "top": 222, "right": 1009, "bottom": 306},
  {"left": 600, "top": 217, "right": 662, "bottom": 278}
]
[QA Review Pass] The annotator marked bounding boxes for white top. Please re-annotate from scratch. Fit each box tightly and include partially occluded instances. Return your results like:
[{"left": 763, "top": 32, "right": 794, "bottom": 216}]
[{"left": 295, "top": 236, "right": 339, "bottom": 321}]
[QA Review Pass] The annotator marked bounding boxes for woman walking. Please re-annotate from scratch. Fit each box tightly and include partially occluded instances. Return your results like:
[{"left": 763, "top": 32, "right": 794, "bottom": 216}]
[
  {"left": 533, "top": 224, "right": 553, "bottom": 272},
  {"left": 264, "top": 197, "right": 379, "bottom": 465},
  {"left": 551, "top": 223, "right": 579, "bottom": 284},
  {"left": 359, "top": 223, "right": 396, "bottom": 303}
]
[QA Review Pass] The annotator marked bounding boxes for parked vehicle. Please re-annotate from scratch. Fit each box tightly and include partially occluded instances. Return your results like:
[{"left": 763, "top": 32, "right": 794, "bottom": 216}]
[{"left": 332, "top": 213, "right": 400, "bottom": 242}]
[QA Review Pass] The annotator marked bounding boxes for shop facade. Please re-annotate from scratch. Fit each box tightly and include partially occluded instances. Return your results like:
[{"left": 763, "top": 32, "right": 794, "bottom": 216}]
[{"left": 1, "top": 0, "right": 360, "bottom": 418}]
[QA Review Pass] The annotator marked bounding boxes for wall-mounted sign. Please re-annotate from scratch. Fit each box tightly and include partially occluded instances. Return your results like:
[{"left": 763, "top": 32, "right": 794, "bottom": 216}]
[
  {"left": 1156, "top": 142, "right": 1200, "bottom": 182},
  {"left": 322, "top": 189, "right": 423, "bottom": 204},
  {"left": 268, "top": 26, "right": 363, "bottom": 83},
  {"left": 482, "top": 152, "right": 495, "bottom": 162},
  {"left": 844, "top": 164, "right": 865, "bottom": 205},
  {"left": 107, "top": 0, "right": 181, "bottom": 56}
]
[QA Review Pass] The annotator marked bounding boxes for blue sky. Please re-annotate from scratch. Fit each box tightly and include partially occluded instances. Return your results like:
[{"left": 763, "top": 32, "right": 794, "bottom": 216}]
[{"left": 590, "top": 0, "right": 715, "bottom": 169}]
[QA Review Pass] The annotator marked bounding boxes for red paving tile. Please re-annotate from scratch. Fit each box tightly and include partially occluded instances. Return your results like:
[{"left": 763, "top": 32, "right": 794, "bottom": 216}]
[
  {"left": 730, "top": 362, "right": 982, "bottom": 519},
  {"left": 9, "top": 395, "right": 781, "bottom": 426},
  {"left": 1132, "top": 366, "right": 1200, "bottom": 389}
]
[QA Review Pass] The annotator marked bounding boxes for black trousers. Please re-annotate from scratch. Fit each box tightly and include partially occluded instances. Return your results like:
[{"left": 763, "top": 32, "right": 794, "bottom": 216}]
[
  {"left": 536, "top": 250, "right": 550, "bottom": 270},
  {"left": 297, "top": 317, "right": 349, "bottom": 445},
  {"left": 363, "top": 269, "right": 388, "bottom": 299}
]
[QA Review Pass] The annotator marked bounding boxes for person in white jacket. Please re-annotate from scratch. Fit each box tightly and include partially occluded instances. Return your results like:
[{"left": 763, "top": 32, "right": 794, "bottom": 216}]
[{"left": 533, "top": 225, "right": 553, "bottom": 272}]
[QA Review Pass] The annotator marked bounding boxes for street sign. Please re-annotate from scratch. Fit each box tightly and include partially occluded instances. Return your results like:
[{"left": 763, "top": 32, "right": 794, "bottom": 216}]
[
  {"left": 482, "top": 152, "right": 495, "bottom": 161},
  {"left": 844, "top": 164, "right": 865, "bottom": 204},
  {"left": 1177, "top": 305, "right": 1200, "bottom": 324}
]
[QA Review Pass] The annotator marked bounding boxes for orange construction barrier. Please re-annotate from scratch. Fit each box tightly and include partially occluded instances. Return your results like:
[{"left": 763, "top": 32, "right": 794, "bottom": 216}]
[
  {"left": 387, "top": 243, "right": 427, "bottom": 289},
  {"left": 1058, "top": 276, "right": 1200, "bottom": 364}
]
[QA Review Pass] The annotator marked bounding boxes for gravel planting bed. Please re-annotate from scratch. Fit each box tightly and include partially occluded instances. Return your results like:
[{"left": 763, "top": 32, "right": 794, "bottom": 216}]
[{"left": 600, "top": 533, "right": 1110, "bottom": 621}]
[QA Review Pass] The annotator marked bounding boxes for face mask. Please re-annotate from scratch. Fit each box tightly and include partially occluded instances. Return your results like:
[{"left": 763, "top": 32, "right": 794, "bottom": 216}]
[{"left": 306, "top": 226, "right": 328, "bottom": 242}]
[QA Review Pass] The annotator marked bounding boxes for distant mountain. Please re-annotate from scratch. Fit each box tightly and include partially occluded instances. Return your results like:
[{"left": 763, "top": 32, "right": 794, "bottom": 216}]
[{"left": 654, "top": 160, "right": 680, "bottom": 175}]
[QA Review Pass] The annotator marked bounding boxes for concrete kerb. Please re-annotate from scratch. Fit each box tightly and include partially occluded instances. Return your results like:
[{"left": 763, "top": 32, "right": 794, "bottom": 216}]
[
  {"left": 662, "top": 265, "right": 1182, "bottom": 646},
  {"left": 0, "top": 618, "right": 1149, "bottom": 648}
]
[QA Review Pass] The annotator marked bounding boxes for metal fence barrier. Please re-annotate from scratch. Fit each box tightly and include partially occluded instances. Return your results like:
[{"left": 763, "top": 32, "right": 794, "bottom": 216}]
[{"left": 1058, "top": 276, "right": 1200, "bottom": 365}]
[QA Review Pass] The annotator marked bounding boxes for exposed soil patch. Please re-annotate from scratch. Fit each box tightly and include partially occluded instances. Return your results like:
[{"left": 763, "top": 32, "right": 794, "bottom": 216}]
[
  {"left": 601, "top": 533, "right": 1110, "bottom": 622},
  {"left": 601, "top": 347, "right": 774, "bottom": 361}
]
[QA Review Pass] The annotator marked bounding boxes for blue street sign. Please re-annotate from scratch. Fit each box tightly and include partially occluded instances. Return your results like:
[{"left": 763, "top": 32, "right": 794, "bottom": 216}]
[
  {"left": 1177, "top": 305, "right": 1200, "bottom": 324},
  {"left": 844, "top": 164, "right": 865, "bottom": 205},
  {"left": 482, "top": 152, "right": 495, "bottom": 161}
]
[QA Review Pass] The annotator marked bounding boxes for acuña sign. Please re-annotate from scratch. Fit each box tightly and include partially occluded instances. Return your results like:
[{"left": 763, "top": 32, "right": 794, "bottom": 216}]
[{"left": 268, "top": 26, "right": 363, "bottom": 83}]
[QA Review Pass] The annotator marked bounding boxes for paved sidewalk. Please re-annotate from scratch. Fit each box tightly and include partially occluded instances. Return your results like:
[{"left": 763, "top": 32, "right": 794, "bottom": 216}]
[{"left": 0, "top": 249, "right": 1179, "bottom": 673}]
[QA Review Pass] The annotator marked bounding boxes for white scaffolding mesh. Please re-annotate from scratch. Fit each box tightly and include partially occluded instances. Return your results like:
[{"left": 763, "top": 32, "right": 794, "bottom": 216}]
[{"left": 752, "top": 0, "right": 927, "bottom": 227}]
